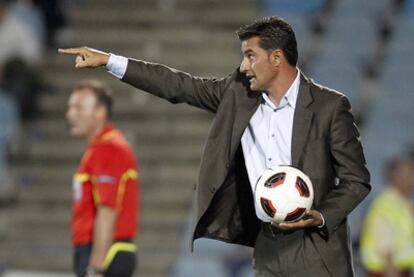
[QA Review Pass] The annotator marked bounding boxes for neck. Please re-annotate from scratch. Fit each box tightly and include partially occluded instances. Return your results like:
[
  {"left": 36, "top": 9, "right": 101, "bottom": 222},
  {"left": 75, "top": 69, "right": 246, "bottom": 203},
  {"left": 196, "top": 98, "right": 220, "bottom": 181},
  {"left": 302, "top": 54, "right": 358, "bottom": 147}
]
[
  {"left": 86, "top": 122, "right": 107, "bottom": 144},
  {"left": 392, "top": 184, "right": 411, "bottom": 199},
  {"left": 267, "top": 66, "right": 298, "bottom": 106}
]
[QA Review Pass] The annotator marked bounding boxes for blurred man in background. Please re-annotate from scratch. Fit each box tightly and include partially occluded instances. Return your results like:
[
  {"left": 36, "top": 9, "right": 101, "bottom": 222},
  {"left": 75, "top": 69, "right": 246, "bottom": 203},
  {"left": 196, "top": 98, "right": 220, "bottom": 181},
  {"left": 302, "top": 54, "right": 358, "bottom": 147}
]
[
  {"left": 0, "top": 87, "right": 19, "bottom": 204},
  {"left": 0, "top": 0, "right": 44, "bottom": 121},
  {"left": 0, "top": 0, "right": 43, "bottom": 66},
  {"left": 360, "top": 158, "right": 414, "bottom": 277},
  {"left": 67, "top": 80, "right": 139, "bottom": 277}
]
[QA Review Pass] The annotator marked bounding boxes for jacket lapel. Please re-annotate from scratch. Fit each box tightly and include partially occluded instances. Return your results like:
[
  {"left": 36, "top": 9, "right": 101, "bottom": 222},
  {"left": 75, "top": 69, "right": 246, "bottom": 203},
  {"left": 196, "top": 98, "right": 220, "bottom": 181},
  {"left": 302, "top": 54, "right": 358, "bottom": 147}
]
[
  {"left": 291, "top": 74, "right": 314, "bottom": 168},
  {"left": 230, "top": 84, "right": 261, "bottom": 158},
  {"left": 229, "top": 72, "right": 314, "bottom": 168}
]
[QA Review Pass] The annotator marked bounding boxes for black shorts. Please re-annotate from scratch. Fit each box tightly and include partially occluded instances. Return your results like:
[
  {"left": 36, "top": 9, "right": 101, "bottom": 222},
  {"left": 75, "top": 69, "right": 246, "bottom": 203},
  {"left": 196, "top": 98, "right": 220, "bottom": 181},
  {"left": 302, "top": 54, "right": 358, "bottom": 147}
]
[{"left": 74, "top": 241, "right": 137, "bottom": 277}]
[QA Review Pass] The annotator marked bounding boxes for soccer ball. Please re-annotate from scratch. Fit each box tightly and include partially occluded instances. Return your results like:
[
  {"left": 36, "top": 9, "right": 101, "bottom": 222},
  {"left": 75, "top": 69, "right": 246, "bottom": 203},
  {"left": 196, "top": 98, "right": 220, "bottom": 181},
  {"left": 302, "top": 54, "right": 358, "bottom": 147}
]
[{"left": 254, "top": 165, "right": 314, "bottom": 224}]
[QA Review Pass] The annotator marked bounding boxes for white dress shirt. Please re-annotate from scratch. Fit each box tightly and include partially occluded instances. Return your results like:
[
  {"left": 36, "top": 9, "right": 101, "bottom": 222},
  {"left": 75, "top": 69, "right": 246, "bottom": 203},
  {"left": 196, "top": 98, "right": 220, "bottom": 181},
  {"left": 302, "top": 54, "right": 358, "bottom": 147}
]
[{"left": 241, "top": 70, "right": 300, "bottom": 221}]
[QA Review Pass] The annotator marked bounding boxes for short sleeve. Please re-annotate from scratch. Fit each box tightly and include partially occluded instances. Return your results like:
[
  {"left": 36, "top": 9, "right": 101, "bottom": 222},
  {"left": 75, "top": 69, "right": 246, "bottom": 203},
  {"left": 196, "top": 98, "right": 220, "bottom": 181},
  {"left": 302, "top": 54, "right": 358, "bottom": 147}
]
[{"left": 90, "top": 145, "right": 126, "bottom": 208}]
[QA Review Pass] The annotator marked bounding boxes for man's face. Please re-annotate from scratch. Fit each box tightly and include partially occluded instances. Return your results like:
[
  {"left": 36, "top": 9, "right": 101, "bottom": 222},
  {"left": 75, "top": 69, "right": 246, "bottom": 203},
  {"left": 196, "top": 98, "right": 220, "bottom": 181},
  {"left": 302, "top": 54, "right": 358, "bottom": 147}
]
[
  {"left": 66, "top": 89, "right": 103, "bottom": 138},
  {"left": 239, "top": 36, "right": 278, "bottom": 92},
  {"left": 394, "top": 161, "right": 414, "bottom": 193}
]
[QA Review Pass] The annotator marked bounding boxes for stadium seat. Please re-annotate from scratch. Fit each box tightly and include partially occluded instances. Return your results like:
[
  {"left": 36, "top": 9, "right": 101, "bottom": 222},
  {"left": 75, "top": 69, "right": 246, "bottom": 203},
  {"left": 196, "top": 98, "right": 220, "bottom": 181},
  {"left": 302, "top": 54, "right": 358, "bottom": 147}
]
[
  {"left": 403, "top": 0, "right": 414, "bottom": 13},
  {"left": 322, "top": 16, "right": 378, "bottom": 60},
  {"left": 386, "top": 15, "right": 414, "bottom": 66},
  {"left": 262, "top": 0, "right": 325, "bottom": 14},
  {"left": 274, "top": 13, "right": 313, "bottom": 54},
  {"left": 310, "top": 59, "right": 362, "bottom": 107},
  {"left": 361, "top": 62, "right": 414, "bottom": 192}
]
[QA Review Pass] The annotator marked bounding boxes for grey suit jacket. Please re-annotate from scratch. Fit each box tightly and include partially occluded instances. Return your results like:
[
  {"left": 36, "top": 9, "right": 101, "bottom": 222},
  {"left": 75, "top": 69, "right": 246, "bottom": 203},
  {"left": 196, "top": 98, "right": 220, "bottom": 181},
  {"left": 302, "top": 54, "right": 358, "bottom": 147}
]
[{"left": 122, "top": 58, "right": 371, "bottom": 276}]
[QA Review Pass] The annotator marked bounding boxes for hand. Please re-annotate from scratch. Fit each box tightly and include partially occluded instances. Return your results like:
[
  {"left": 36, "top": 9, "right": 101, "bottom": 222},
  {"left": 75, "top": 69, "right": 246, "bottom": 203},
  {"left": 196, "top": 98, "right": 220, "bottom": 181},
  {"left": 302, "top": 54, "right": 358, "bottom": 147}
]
[
  {"left": 85, "top": 274, "right": 103, "bottom": 277},
  {"left": 276, "top": 209, "right": 323, "bottom": 230},
  {"left": 58, "top": 47, "right": 110, "bottom": 68},
  {"left": 85, "top": 265, "right": 105, "bottom": 277}
]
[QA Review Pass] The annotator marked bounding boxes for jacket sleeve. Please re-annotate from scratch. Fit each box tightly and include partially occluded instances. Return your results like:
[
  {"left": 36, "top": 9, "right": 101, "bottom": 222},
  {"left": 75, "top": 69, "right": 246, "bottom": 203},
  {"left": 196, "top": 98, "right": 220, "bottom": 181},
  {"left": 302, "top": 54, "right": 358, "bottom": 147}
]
[
  {"left": 316, "top": 95, "right": 371, "bottom": 235},
  {"left": 121, "top": 58, "right": 234, "bottom": 113}
]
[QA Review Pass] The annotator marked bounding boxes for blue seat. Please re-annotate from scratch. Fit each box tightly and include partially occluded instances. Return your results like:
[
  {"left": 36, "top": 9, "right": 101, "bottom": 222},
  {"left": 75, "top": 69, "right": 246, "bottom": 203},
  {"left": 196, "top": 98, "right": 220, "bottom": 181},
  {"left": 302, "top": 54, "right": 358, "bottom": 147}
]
[
  {"left": 361, "top": 61, "right": 414, "bottom": 193},
  {"left": 271, "top": 13, "right": 313, "bottom": 54},
  {"left": 322, "top": 15, "right": 378, "bottom": 60},
  {"left": 385, "top": 16, "right": 414, "bottom": 67},
  {"left": 262, "top": 0, "right": 325, "bottom": 14},
  {"left": 403, "top": 0, "right": 414, "bottom": 13},
  {"left": 376, "top": 64, "right": 414, "bottom": 111},
  {"left": 333, "top": 0, "right": 392, "bottom": 19},
  {"left": 310, "top": 59, "right": 362, "bottom": 108},
  {"left": 360, "top": 0, "right": 393, "bottom": 18}
]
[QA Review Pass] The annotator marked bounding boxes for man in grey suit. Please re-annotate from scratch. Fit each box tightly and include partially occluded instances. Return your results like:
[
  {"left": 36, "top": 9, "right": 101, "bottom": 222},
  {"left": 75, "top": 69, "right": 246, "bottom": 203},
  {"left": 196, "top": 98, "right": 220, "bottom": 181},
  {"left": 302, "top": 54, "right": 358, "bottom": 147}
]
[{"left": 60, "top": 16, "right": 371, "bottom": 277}]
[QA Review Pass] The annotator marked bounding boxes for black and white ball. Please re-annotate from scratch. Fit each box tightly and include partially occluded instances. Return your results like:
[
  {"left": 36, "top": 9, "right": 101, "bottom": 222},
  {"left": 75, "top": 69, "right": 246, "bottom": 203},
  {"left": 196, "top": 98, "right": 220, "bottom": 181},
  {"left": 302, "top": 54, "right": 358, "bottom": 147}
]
[{"left": 254, "top": 165, "right": 314, "bottom": 223}]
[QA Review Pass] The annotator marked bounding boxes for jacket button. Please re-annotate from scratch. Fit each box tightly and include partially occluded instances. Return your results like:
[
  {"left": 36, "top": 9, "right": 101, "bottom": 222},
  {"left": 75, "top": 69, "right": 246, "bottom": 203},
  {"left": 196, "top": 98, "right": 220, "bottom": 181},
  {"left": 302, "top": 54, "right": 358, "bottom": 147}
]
[{"left": 226, "top": 163, "right": 230, "bottom": 169}]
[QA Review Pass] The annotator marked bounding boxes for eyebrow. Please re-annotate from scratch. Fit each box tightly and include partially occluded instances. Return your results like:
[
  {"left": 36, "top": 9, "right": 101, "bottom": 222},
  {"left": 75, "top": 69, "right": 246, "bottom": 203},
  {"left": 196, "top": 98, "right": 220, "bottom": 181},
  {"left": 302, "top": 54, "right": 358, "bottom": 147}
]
[{"left": 243, "top": 49, "right": 255, "bottom": 55}]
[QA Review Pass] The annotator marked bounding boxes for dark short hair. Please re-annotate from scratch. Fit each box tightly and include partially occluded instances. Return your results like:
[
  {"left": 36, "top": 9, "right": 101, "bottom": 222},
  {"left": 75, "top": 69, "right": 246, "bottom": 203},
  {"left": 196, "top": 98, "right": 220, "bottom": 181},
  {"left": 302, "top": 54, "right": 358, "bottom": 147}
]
[
  {"left": 236, "top": 16, "right": 298, "bottom": 66},
  {"left": 384, "top": 158, "right": 413, "bottom": 182},
  {"left": 73, "top": 80, "right": 113, "bottom": 119}
]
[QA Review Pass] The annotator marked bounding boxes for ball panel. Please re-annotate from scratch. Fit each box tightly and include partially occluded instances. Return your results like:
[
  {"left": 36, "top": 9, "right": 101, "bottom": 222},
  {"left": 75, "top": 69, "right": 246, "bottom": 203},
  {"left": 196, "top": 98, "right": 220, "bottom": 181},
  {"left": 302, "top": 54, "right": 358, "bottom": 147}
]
[
  {"left": 264, "top": 172, "right": 286, "bottom": 188},
  {"left": 295, "top": 176, "right": 310, "bottom": 197},
  {"left": 285, "top": 207, "right": 306, "bottom": 222},
  {"left": 260, "top": 197, "right": 276, "bottom": 218}
]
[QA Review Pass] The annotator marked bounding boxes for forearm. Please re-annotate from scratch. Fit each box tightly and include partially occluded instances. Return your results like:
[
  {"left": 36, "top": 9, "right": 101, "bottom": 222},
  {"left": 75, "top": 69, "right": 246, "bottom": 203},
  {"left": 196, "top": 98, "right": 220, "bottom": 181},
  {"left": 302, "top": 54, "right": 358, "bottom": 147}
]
[
  {"left": 89, "top": 206, "right": 117, "bottom": 271},
  {"left": 317, "top": 95, "right": 371, "bottom": 234},
  {"left": 121, "top": 58, "right": 231, "bottom": 113},
  {"left": 316, "top": 180, "right": 370, "bottom": 233}
]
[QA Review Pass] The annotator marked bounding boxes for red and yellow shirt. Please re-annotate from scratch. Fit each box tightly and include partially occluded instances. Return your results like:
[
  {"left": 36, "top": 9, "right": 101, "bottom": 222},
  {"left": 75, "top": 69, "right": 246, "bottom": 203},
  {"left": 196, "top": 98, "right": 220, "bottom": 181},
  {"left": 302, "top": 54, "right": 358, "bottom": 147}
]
[{"left": 72, "top": 125, "right": 139, "bottom": 246}]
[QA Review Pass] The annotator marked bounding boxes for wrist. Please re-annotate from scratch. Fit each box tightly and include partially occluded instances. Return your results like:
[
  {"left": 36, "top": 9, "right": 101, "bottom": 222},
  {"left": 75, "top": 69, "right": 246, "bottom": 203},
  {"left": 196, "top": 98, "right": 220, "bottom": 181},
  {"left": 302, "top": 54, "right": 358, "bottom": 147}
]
[
  {"left": 317, "top": 211, "right": 325, "bottom": 228},
  {"left": 103, "top": 53, "right": 111, "bottom": 66},
  {"left": 86, "top": 265, "right": 104, "bottom": 277},
  {"left": 102, "top": 53, "right": 110, "bottom": 66}
]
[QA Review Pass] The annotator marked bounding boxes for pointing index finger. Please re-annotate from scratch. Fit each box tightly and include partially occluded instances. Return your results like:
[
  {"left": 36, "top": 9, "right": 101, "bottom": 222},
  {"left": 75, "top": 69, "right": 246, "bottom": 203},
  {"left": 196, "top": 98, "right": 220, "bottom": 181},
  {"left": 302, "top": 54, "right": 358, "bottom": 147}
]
[{"left": 58, "top": 48, "right": 83, "bottom": 55}]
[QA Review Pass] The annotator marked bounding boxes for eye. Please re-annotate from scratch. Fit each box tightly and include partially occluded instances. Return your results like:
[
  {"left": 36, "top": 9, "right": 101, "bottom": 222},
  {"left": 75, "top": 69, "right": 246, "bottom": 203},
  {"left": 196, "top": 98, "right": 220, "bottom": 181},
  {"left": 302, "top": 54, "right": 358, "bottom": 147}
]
[{"left": 248, "top": 54, "right": 254, "bottom": 60}]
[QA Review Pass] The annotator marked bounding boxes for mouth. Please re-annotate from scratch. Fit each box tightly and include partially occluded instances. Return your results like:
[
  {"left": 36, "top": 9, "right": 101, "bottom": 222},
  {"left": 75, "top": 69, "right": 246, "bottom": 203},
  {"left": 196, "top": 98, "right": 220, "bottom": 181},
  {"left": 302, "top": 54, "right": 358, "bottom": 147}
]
[
  {"left": 67, "top": 121, "right": 76, "bottom": 131},
  {"left": 246, "top": 75, "right": 256, "bottom": 83}
]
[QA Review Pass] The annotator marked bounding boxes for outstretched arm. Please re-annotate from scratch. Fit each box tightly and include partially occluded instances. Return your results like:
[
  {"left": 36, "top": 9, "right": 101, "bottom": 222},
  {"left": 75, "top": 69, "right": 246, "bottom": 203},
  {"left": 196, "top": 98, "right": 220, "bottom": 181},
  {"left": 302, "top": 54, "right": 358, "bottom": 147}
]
[{"left": 59, "top": 47, "right": 233, "bottom": 113}]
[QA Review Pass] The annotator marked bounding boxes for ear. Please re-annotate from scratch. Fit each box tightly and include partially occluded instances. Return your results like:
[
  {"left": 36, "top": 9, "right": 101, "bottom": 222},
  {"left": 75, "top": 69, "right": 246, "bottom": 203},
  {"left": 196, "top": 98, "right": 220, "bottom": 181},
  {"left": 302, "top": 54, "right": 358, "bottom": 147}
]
[
  {"left": 96, "top": 105, "right": 108, "bottom": 121},
  {"left": 270, "top": 49, "right": 283, "bottom": 67}
]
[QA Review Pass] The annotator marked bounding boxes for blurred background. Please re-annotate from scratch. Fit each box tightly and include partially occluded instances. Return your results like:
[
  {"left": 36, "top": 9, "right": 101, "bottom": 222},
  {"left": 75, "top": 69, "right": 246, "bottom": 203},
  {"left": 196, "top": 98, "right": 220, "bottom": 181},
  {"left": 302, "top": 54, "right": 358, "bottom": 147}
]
[{"left": 0, "top": 0, "right": 413, "bottom": 276}]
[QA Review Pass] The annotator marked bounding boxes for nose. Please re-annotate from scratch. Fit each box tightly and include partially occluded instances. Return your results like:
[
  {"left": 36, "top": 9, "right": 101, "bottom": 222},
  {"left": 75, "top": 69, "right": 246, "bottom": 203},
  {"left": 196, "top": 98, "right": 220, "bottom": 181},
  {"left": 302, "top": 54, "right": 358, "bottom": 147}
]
[
  {"left": 240, "top": 57, "right": 249, "bottom": 74},
  {"left": 66, "top": 108, "right": 73, "bottom": 122}
]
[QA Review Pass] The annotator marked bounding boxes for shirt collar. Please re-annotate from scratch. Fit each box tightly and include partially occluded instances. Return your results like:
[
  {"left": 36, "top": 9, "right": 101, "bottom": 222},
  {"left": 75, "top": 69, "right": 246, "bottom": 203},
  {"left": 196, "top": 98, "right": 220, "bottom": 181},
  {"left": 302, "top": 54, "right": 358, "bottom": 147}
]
[
  {"left": 261, "top": 69, "right": 301, "bottom": 110},
  {"left": 91, "top": 123, "right": 117, "bottom": 145}
]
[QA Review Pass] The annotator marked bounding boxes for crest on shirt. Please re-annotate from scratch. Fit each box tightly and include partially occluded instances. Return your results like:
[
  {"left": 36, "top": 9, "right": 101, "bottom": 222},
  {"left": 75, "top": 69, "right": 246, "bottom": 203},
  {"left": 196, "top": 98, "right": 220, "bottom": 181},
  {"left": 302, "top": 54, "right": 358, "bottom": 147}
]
[{"left": 98, "top": 175, "right": 116, "bottom": 185}]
